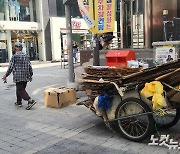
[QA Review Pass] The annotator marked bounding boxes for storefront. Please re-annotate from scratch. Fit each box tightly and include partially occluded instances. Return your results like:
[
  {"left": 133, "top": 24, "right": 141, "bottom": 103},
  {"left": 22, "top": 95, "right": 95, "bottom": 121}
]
[
  {"left": 50, "top": 17, "right": 90, "bottom": 61},
  {"left": 0, "top": 0, "right": 43, "bottom": 63},
  {"left": 11, "top": 31, "right": 38, "bottom": 60},
  {"left": 0, "top": 21, "right": 41, "bottom": 62}
]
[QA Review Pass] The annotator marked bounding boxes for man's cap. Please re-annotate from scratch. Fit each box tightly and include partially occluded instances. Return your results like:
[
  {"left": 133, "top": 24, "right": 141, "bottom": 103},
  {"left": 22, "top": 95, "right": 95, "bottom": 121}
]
[{"left": 14, "top": 42, "right": 22, "bottom": 47}]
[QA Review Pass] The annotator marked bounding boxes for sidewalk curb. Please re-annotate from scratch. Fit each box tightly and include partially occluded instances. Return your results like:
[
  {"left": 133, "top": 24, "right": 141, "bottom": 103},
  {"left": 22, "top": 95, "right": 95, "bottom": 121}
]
[{"left": 0, "top": 61, "right": 55, "bottom": 67}]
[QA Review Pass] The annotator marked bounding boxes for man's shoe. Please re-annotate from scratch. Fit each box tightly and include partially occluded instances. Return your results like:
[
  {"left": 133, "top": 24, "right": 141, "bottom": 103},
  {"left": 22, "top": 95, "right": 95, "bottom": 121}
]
[
  {"left": 26, "top": 100, "right": 36, "bottom": 110},
  {"left": 15, "top": 102, "right": 22, "bottom": 107}
]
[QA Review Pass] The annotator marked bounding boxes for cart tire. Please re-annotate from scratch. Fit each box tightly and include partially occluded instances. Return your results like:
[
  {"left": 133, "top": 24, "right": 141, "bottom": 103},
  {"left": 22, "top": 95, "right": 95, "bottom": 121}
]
[
  {"left": 115, "top": 98, "right": 154, "bottom": 142},
  {"left": 154, "top": 108, "right": 180, "bottom": 130}
]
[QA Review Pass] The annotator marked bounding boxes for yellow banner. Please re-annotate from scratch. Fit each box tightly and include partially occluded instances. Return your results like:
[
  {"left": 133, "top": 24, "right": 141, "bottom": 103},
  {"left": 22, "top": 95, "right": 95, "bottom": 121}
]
[{"left": 94, "top": 0, "right": 115, "bottom": 34}]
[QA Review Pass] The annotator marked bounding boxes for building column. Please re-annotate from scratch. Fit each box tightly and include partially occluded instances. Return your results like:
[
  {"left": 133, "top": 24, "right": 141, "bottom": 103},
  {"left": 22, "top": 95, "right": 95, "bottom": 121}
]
[
  {"left": 6, "top": 30, "right": 12, "bottom": 61},
  {"left": 36, "top": 0, "right": 46, "bottom": 61},
  {"left": 4, "top": 0, "right": 9, "bottom": 21},
  {"left": 144, "top": 0, "right": 152, "bottom": 48},
  {"left": 29, "top": 0, "right": 34, "bottom": 22}
]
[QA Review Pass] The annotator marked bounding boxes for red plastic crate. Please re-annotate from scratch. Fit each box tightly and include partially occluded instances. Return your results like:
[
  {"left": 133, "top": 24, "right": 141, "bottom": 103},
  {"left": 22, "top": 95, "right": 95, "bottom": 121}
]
[{"left": 106, "top": 50, "right": 136, "bottom": 67}]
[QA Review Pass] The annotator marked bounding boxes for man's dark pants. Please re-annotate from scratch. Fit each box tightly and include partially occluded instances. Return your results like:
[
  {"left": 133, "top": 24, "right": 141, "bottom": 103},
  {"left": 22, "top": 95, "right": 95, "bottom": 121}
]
[{"left": 16, "top": 81, "right": 30, "bottom": 102}]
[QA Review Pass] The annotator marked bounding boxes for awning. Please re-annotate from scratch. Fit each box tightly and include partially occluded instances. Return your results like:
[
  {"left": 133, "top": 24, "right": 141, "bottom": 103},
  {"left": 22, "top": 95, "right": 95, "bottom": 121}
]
[
  {"left": 0, "top": 21, "right": 41, "bottom": 31},
  {"left": 60, "top": 28, "right": 89, "bottom": 34}
]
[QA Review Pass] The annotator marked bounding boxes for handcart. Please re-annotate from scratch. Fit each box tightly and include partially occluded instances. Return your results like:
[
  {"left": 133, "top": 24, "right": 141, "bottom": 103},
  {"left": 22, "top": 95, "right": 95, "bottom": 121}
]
[{"left": 80, "top": 60, "right": 180, "bottom": 142}]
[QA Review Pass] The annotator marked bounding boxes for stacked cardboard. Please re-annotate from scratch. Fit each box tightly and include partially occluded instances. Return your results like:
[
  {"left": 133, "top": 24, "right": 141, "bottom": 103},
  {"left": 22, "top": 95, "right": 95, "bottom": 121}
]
[
  {"left": 80, "top": 66, "right": 141, "bottom": 97},
  {"left": 84, "top": 66, "right": 140, "bottom": 77},
  {"left": 44, "top": 87, "right": 76, "bottom": 108}
]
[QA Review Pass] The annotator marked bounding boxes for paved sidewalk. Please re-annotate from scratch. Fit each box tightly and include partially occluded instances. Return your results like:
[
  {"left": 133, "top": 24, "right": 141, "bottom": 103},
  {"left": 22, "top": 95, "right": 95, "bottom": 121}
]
[{"left": 0, "top": 63, "right": 179, "bottom": 154}]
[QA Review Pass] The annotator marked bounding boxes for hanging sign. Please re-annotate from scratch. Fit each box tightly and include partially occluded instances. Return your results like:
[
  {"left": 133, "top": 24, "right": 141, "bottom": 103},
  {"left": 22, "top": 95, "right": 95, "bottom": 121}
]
[
  {"left": 77, "top": 0, "right": 95, "bottom": 33},
  {"left": 94, "top": 0, "right": 115, "bottom": 34},
  {"left": 77, "top": 0, "right": 115, "bottom": 34},
  {"left": 62, "top": 35, "right": 68, "bottom": 54}
]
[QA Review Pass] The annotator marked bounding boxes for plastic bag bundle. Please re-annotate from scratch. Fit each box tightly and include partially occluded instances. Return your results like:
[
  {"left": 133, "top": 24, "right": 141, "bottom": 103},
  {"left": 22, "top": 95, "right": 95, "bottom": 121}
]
[
  {"left": 141, "top": 81, "right": 166, "bottom": 110},
  {"left": 98, "top": 93, "right": 112, "bottom": 110}
]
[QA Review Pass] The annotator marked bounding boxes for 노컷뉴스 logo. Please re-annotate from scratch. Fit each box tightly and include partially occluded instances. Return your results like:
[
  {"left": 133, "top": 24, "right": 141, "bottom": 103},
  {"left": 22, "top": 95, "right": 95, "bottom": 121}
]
[{"left": 148, "top": 134, "right": 180, "bottom": 150}]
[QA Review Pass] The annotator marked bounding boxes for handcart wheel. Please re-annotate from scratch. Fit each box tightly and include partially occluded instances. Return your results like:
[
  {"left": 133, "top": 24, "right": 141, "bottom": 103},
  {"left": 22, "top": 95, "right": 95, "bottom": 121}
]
[
  {"left": 153, "top": 108, "right": 180, "bottom": 130},
  {"left": 115, "top": 98, "right": 154, "bottom": 142}
]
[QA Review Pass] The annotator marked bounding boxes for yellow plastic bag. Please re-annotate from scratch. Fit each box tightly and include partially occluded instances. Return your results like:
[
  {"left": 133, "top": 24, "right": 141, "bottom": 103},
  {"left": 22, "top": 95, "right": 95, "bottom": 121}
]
[
  {"left": 151, "top": 81, "right": 163, "bottom": 94},
  {"left": 146, "top": 82, "right": 155, "bottom": 92},
  {"left": 141, "top": 87, "right": 153, "bottom": 98},
  {"left": 152, "top": 93, "right": 166, "bottom": 110},
  {"left": 141, "top": 81, "right": 166, "bottom": 110}
]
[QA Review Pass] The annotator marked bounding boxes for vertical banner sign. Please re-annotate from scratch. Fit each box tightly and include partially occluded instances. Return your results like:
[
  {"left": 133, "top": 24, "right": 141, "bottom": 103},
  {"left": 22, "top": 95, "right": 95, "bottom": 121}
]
[
  {"left": 95, "top": 0, "right": 115, "bottom": 34},
  {"left": 77, "top": 0, "right": 95, "bottom": 33},
  {"left": 62, "top": 35, "right": 68, "bottom": 54}
]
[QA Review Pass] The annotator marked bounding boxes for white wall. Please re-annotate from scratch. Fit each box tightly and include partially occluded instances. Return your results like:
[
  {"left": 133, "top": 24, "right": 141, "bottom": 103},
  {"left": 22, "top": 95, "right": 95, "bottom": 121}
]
[
  {"left": 37, "top": 0, "right": 46, "bottom": 61},
  {"left": 50, "top": 17, "right": 62, "bottom": 61},
  {"left": 50, "top": 17, "right": 89, "bottom": 61}
]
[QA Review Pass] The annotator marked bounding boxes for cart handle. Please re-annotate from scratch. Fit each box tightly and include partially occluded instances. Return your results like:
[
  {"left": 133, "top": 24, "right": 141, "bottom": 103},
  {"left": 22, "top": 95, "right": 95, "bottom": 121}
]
[
  {"left": 109, "top": 82, "right": 126, "bottom": 97},
  {"left": 162, "top": 82, "right": 180, "bottom": 92}
]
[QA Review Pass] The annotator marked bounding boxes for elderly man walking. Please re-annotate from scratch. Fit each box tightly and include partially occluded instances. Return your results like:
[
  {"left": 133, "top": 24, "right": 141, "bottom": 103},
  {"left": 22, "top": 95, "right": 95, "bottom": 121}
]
[{"left": 2, "top": 42, "right": 36, "bottom": 110}]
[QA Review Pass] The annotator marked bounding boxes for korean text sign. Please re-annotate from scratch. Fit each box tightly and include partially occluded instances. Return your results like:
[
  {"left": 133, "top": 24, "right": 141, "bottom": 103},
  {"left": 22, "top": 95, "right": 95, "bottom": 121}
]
[
  {"left": 78, "top": 0, "right": 115, "bottom": 34},
  {"left": 94, "top": 0, "right": 115, "bottom": 34},
  {"left": 77, "top": 0, "right": 95, "bottom": 33}
]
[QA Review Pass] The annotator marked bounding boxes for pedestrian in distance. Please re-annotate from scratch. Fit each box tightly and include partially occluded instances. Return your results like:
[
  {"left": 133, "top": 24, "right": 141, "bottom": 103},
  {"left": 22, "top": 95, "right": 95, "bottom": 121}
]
[
  {"left": 72, "top": 41, "right": 78, "bottom": 62},
  {"left": 1, "top": 42, "right": 36, "bottom": 110}
]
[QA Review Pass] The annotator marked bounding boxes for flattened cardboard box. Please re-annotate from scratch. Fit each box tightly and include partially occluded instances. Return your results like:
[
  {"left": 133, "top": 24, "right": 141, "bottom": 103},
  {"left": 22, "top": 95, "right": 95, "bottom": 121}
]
[
  {"left": 167, "top": 89, "right": 180, "bottom": 103},
  {"left": 44, "top": 87, "right": 76, "bottom": 108},
  {"left": 170, "top": 92, "right": 180, "bottom": 103}
]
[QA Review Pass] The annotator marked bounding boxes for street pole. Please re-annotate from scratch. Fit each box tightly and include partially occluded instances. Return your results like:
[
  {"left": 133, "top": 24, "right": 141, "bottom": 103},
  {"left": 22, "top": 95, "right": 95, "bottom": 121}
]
[
  {"left": 93, "top": 34, "right": 100, "bottom": 66},
  {"left": 65, "top": 4, "right": 75, "bottom": 83},
  {"left": 92, "top": 0, "right": 99, "bottom": 66},
  {"left": 120, "top": 0, "right": 125, "bottom": 49}
]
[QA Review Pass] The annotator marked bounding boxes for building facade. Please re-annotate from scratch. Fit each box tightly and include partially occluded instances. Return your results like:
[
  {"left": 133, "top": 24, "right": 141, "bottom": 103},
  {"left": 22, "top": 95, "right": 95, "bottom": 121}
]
[
  {"left": 0, "top": 0, "right": 59, "bottom": 63},
  {"left": 2, "top": 0, "right": 179, "bottom": 63},
  {"left": 0, "top": 0, "right": 47, "bottom": 63},
  {"left": 116, "top": 0, "right": 180, "bottom": 49},
  {"left": 0, "top": 0, "right": 82, "bottom": 63}
]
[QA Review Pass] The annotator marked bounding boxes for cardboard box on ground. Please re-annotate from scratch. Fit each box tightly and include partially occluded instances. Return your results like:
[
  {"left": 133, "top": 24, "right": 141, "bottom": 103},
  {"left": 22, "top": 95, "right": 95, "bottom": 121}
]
[{"left": 44, "top": 87, "right": 77, "bottom": 108}]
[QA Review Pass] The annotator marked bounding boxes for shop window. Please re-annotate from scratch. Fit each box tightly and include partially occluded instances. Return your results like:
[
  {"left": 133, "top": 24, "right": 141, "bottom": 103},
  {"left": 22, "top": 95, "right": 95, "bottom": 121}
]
[
  {"left": 0, "top": 0, "right": 36, "bottom": 22},
  {"left": 0, "top": 40, "right": 8, "bottom": 63},
  {"left": 56, "top": 0, "right": 81, "bottom": 18},
  {"left": 19, "top": 0, "right": 31, "bottom": 21},
  {"left": 56, "top": 0, "right": 65, "bottom": 17}
]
